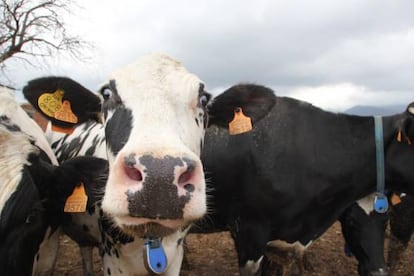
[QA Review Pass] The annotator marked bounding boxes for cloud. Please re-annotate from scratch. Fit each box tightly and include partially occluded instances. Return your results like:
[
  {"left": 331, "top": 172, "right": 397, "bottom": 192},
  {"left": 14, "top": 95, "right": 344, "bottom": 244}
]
[
  {"left": 2, "top": 0, "right": 414, "bottom": 109},
  {"left": 287, "top": 83, "right": 413, "bottom": 111}
]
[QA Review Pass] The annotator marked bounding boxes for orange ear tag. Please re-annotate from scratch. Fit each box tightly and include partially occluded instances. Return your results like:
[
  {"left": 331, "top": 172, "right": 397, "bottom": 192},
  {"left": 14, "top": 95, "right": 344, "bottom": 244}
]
[
  {"left": 54, "top": 100, "right": 78, "bottom": 124},
  {"left": 391, "top": 193, "right": 402, "bottom": 206},
  {"left": 229, "top": 107, "right": 253, "bottom": 135},
  {"left": 64, "top": 183, "right": 88, "bottom": 213}
]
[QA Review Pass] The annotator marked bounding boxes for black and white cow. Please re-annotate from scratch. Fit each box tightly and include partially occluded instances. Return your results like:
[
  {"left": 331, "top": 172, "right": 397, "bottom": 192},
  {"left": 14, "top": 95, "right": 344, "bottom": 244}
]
[
  {"left": 198, "top": 83, "right": 414, "bottom": 275},
  {"left": 338, "top": 192, "right": 414, "bottom": 276},
  {"left": 0, "top": 87, "right": 107, "bottom": 275},
  {"left": 338, "top": 194, "right": 389, "bottom": 276},
  {"left": 23, "top": 53, "right": 273, "bottom": 275}
]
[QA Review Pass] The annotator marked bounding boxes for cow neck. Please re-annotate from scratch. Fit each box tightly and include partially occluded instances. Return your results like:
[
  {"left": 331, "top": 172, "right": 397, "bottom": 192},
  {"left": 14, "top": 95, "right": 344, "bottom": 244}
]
[{"left": 373, "top": 116, "right": 388, "bottom": 213}]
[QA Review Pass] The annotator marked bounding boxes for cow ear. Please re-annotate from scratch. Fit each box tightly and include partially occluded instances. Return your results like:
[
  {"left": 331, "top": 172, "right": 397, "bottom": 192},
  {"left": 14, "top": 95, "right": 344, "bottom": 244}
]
[
  {"left": 23, "top": 77, "right": 102, "bottom": 128},
  {"left": 52, "top": 156, "right": 108, "bottom": 208},
  {"left": 207, "top": 84, "right": 276, "bottom": 128},
  {"left": 397, "top": 103, "right": 414, "bottom": 145}
]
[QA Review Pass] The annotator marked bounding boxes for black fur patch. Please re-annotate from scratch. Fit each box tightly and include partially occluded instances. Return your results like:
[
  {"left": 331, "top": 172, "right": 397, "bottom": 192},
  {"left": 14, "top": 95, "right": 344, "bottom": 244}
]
[{"left": 105, "top": 107, "right": 133, "bottom": 156}]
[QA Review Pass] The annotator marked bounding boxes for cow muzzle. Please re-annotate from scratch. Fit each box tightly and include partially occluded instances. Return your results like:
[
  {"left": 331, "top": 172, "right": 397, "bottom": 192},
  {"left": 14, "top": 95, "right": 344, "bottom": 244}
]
[
  {"left": 102, "top": 152, "right": 206, "bottom": 237},
  {"left": 370, "top": 268, "right": 389, "bottom": 276}
]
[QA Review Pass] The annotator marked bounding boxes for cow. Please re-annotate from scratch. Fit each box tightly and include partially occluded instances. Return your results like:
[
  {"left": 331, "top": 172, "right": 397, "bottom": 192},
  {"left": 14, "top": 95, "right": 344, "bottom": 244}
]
[
  {"left": 338, "top": 194, "right": 389, "bottom": 276},
  {"left": 386, "top": 193, "right": 414, "bottom": 273},
  {"left": 198, "top": 83, "right": 414, "bottom": 276},
  {"left": 0, "top": 87, "right": 107, "bottom": 275},
  {"left": 259, "top": 195, "right": 389, "bottom": 276},
  {"left": 22, "top": 53, "right": 274, "bottom": 275},
  {"left": 337, "top": 192, "right": 414, "bottom": 276}
]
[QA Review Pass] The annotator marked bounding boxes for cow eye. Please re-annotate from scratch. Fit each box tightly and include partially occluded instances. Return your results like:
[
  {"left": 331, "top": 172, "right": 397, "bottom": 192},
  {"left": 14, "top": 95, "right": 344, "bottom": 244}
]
[
  {"left": 101, "top": 87, "right": 113, "bottom": 100},
  {"left": 199, "top": 93, "right": 209, "bottom": 107}
]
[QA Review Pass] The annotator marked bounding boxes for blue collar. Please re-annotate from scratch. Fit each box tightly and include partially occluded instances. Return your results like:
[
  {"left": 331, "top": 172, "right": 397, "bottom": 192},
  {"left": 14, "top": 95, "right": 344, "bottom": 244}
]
[{"left": 373, "top": 116, "right": 388, "bottom": 213}]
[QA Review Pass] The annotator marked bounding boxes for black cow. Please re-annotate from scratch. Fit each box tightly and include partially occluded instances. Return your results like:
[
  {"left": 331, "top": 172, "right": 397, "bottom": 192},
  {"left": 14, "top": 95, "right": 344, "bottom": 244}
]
[
  {"left": 199, "top": 83, "right": 414, "bottom": 276},
  {"left": 0, "top": 87, "right": 107, "bottom": 275}
]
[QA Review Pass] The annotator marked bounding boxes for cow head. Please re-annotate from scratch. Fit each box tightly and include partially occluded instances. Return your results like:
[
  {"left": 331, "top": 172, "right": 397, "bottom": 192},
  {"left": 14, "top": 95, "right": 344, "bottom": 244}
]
[
  {"left": 386, "top": 102, "right": 414, "bottom": 193},
  {"left": 23, "top": 53, "right": 276, "bottom": 238},
  {"left": 395, "top": 102, "right": 414, "bottom": 145}
]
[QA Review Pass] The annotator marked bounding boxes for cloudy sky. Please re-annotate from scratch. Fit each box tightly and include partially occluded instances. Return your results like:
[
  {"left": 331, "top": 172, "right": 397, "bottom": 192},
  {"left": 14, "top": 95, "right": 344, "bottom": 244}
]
[{"left": 2, "top": 0, "right": 414, "bottom": 111}]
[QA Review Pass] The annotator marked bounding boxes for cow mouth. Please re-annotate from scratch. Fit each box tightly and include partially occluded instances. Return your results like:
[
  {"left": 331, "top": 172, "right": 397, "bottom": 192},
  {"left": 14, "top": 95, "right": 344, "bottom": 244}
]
[
  {"left": 116, "top": 215, "right": 188, "bottom": 238},
  {"left": 122, "top": 222, "right": 177, "bottom": 238}
]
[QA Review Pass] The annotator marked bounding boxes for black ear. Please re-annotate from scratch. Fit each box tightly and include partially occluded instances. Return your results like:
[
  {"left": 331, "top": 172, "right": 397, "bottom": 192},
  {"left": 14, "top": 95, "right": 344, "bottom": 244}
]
[
  {"left": 207, "top": 83, "right": 276, "bottom": 128},
  {"left": 407, "top": 102, "right": 414, "bottom": 116},
  {"left": 399, "top": 103, "right": 414, "bottom": 144},
  {"left": 51, "top": 156, "right": 108, "bottom": 207},
  {"left": 23, "top": 77, "right": 102, "bottom": 128}
]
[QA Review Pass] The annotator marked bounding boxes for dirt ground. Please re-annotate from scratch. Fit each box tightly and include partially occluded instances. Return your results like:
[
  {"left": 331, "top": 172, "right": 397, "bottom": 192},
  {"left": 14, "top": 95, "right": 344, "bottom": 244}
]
[{"left": 54, "top": 222, "right": 414, "bottom": 275}]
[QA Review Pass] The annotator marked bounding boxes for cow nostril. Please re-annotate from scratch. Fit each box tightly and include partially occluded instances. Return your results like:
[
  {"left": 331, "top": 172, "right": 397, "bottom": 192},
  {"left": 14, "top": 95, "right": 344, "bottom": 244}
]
[
  {"left": 178, "top": 166, "right": 196, "bottom": 193},
  {"left": 183, "top": 183, "right": 195, "bottom": 193},
  {"left": 178, "top": 169, "right": 193, "bottom": 185},
  {"left": 124, "top": 166, "right": 143, "bottom": 181}
]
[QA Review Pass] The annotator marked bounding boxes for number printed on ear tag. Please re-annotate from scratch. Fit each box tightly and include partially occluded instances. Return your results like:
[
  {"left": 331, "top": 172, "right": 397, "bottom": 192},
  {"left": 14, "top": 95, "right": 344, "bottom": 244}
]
[
  {"left": 374, "top": 193, "right": 389, "bottom": 213},
  {"left": 143, "top": 238, "right": 168, "bottom": 274}
]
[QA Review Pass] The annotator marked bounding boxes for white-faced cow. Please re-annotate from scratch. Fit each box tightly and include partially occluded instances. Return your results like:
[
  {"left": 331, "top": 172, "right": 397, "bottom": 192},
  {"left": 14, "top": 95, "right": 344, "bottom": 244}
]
[
  {"left": 0, "top": 87, "right": 107, "bottom": 275},
  {"left": 23, "top": 53, "right": 273, "bottom": 275},
  {"left": 199, "top": 83, "right": 414, "bottom": 276}
]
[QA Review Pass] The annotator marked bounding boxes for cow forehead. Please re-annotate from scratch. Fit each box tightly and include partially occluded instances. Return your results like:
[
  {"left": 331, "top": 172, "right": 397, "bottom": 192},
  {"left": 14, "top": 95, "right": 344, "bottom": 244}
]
[{"left": 109, "top": 53, "right": 203, "bottom": 103}]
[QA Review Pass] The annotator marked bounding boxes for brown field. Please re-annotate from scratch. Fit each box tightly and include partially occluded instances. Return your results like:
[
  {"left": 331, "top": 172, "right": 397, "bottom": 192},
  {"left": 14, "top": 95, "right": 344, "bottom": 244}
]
[{"left": 54, "top": 222, "right": 414, "bottom": 275}]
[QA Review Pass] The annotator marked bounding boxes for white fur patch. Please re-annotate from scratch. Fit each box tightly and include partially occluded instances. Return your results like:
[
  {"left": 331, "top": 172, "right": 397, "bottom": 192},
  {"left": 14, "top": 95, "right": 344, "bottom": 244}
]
[
  {"left": 356, "top": 193, "right": 376, "bottom": 215},
  {"left": 108, "top": 53, "right": 205, "bottom": 156},
  {"left": 103, "top": 226, "right": 188, "bottom": 275},
  {"left": 240, "top": 256, "right": 263, "bottom": 276},
  {"left": 0, "top": 124, "right": 39, "bottom": 213},
  {"left": 0, "top": 88, "right": 58, "bottom": 165}
]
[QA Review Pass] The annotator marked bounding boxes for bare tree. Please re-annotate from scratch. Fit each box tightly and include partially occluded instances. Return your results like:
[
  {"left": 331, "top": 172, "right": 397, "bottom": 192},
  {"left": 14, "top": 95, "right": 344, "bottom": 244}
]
[{"left": 0, "top": 0, "right": 90, "bottom": 68}]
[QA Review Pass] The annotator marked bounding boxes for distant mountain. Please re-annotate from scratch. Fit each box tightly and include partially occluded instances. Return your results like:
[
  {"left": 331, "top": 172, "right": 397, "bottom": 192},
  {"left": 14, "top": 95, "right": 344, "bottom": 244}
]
[{"left": 344, "top": 105, "right": 405, "bottom": 116}]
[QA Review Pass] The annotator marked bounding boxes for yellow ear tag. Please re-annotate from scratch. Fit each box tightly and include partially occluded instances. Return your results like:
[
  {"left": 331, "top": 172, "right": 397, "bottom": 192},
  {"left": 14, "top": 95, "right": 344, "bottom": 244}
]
[
  {"left": 391, "top": 193, "right": 402, "bottom": 206},
  {"left": 64, "top": 183, "right": 88, "bottom": 213},
  {"left": 38, "top": 89, "right": 64, "bottom": 118},
  {"left": 229, "top": 107, "right": 253, "bottom": 135},
  {"left": 54, "top": 100, "right": 78, "bottom": 124}
]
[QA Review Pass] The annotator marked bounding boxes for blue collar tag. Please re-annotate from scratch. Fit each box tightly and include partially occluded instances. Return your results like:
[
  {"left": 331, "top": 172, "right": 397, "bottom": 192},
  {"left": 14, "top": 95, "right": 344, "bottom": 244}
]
[
  {"left": 374, "top": 192, "right": 388, "bottom": 213},
  {"left": 144, "top": 238, "right": 168, "bottom": 274}
]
